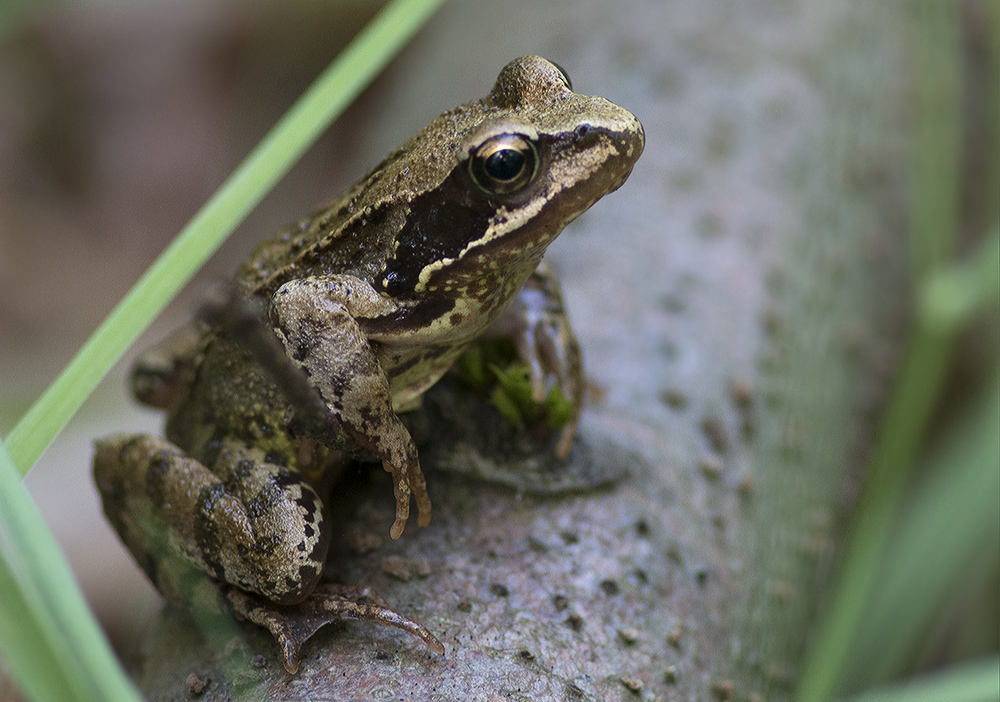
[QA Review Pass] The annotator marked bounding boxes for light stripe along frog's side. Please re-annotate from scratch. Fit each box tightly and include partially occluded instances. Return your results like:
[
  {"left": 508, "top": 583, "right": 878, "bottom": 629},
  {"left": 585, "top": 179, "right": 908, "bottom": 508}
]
[{"left": 94, "top": 56, "right": 643, "bottom": 673}]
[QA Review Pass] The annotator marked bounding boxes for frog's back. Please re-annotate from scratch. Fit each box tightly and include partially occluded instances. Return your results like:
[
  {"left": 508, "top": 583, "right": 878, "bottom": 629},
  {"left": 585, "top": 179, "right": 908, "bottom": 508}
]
[
  {"left": 234, "top": 184, "right": 382, "bottom": 300},
  {"left": 163, "top": 335, "right": 292, "bottom": 464},
  {"left": 234, "top": 98, "right": 493, "bottom": 303}
]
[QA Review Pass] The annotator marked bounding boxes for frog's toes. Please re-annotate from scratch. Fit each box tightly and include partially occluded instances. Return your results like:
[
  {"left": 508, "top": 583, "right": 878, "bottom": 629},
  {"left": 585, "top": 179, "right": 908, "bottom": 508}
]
[
  {"left": 383, "top": 453, "right": 432, "bottom": 538},
  {"left": 225, "top": 583, "right": 444, "bottom": 674},
  {"left": 409, "top": 459, "right": 432, "bottom": 528}
]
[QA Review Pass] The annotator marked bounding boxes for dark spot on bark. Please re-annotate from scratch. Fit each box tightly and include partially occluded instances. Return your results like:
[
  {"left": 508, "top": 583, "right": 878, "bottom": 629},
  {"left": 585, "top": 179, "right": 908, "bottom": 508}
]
[
  {"left": 700, "top": 415, "right": 729, "bottom": 453},
  {"left": 710, "top": 680, "right": 737, "bottom": 700},
  {"left": 490, "top": 583, "right": 510, "bottom": 597},
  {"left": 599, "top": 579, "right": 620, "bottom": 596},
  {"left": 552, "top": 594, "right": 569, "bottom": 611},
  {"left": 559, "top": 530, "right": 579, "bottom": 545},
  {"left": 660, "top": 388, "right": 688, "bottom": 410},
  {"left": 565, "top": 613, "right": 584, "bottom": 631},
  {"left": 666, "top": 542, "right": 684, "bottom": 564}
]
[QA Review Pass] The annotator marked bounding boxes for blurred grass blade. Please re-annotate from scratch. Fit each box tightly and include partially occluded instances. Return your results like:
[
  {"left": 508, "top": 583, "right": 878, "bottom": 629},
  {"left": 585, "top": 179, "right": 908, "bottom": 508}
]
[
  {"left": 0, "top": 562, "right": 79, "bottom": 702},
  {"left": 2, "top": 0, "right": 447, "bottom": 476},
  {"left": 794, "top": 2, "right": 962, "bottom": 699},
  {"left": 837, "top": 656, "right": 999, "bottom": 702},
  {"left": 848, "top": 372, "right": 1000, "bottom": 682},
  {"left": 921, "top": 225, "right": 1000, "bottom": 332},
  {"left": 0, "top": 442, "right": 143, "bottom": 702}
]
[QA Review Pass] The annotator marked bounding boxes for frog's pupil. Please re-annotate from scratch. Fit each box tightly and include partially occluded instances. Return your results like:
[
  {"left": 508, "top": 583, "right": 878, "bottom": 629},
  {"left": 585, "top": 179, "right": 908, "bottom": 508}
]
[{"left": 485, "top": 149, "right": 524, "bottom": 181}]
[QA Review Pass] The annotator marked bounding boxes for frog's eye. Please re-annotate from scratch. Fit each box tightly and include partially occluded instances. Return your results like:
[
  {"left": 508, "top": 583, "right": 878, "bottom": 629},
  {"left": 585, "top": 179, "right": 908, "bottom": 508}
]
[{"left": 468, "top": 134, "right": 539, "bottom": 195}]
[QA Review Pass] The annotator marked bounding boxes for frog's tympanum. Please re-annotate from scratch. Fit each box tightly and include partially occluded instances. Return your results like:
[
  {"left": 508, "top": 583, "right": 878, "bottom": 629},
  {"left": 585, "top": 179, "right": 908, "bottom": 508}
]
[{"left": 94, "top": 56, "right": 643, "bottom": 673}]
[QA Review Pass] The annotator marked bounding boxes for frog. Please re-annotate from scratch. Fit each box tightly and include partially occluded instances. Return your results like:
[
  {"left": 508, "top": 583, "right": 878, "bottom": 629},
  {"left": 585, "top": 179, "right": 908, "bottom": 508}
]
[{"left": 93, "top": 55, "right": 644, "bottom": 674}]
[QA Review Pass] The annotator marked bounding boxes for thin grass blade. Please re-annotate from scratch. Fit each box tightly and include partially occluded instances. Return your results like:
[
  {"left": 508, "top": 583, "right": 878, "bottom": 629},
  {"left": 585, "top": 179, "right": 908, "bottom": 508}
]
[{"left": 0, "top": 442, "right": 143, "bottom": 702}]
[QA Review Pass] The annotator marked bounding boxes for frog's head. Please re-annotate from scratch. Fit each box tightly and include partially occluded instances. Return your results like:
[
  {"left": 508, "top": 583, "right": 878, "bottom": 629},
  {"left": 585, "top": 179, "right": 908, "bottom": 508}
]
[{"left": 379, "top": 56, "right": 644, "bottom": 304}]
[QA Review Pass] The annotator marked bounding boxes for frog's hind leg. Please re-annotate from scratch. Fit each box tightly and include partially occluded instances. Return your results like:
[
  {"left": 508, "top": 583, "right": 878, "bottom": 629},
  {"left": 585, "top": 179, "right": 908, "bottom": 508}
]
[
  {"left": 93, "top": 434, "right": 330, "bottom": 606},
  {"left": 94, "top": 435, "right": 443, "bottom": 671}
]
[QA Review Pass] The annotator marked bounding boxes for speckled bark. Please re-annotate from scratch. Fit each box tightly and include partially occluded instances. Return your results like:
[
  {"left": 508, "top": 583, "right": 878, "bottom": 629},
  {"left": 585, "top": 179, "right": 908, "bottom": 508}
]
[{"left": 130, "top": 1, "right": 910, "bottom": 700}]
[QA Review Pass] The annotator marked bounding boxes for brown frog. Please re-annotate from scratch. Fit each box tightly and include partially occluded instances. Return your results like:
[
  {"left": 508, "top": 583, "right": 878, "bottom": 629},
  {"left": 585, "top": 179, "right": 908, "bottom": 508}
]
[{"left": 94, "top": 55, "right": 643, "bottom": 673}]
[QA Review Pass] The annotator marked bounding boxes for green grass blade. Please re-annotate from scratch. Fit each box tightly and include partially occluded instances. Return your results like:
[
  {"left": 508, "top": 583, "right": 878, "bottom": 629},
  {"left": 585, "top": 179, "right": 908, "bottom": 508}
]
[
  {"left": 793, "top": 2, "right": 962, "bottom": 699},
  {"left": 0, "top": 443, "right": 143, "bottom": 702},
  {"left": 848, "top": 372, "right": 1000, "bottom": 681},
  {"left": 837, "top": 656, "right": 999, "bottom": 702},
  {"left": 0, "top": 562, "right": 79, "bottom": 702},
  {"left": 2, "top": 0, "right": 448, "bottom": 476},
  {"left": 921, "top": 225, "right": 1000, "bottom": 333}
]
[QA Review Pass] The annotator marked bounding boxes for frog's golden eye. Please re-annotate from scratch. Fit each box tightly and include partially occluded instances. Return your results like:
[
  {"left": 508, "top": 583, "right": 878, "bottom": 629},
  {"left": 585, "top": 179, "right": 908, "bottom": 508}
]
[{"left": 468, "top": 134, "right": 539, "bottom": 195}]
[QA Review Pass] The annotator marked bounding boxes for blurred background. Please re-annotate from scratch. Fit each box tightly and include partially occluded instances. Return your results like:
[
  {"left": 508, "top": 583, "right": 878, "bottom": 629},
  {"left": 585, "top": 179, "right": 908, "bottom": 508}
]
[{"left": 1, "top": 1, "right": 997, "bottom": 700}]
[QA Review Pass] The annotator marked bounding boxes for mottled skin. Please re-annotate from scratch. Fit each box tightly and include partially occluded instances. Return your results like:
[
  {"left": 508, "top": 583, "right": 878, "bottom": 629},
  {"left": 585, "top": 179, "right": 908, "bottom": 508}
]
[{"left": 93, "top": 56, "right": 644, "bottom": 672}]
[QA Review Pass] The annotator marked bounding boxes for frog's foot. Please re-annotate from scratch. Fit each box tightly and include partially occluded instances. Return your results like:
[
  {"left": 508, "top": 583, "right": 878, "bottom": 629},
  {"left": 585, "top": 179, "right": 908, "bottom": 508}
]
[
  {"left": 342, "top": 418, "right": 431, "bottom": 539},
  {"left": 224, "top": 583, "right": 445, "bottom": 674},
  {"left": 492, "top": 262, "right": 584, "bottom": 458}
]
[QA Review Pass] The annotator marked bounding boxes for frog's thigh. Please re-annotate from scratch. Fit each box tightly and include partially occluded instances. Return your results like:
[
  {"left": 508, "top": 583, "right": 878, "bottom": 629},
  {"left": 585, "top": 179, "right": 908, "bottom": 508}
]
[{"left": 93, "top": 434, "right": 329, "bottom": 605}]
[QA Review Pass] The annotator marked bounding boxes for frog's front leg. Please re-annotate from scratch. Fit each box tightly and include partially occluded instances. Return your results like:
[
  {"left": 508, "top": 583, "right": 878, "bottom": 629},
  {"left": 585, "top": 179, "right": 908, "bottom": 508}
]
[
  {"left": 269, "top": 275, "right": 431, "bottom": 539},
  {"left": 488, "top": 261, "right": 583, "bottom": 458}
]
